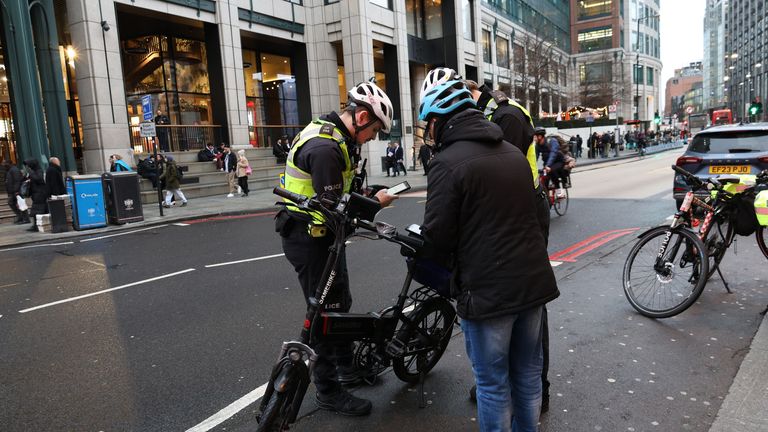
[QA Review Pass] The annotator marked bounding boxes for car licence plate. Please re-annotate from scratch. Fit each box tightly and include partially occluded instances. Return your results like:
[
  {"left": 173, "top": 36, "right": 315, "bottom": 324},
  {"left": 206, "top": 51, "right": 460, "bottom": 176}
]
[{"left": 709, "top": 165, "right": 750, "bottom": 174}]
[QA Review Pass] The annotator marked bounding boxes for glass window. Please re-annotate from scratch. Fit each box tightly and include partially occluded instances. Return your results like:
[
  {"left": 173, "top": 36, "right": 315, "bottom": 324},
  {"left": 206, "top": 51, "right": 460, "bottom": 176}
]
[
  {"left": 462, "top": 0, "right": 474, "bottom": 41},
  {"left": 560, "top": 65, "right": 567, "bottom": 85},
  {"left": 633, "top": 64, "right": 644, "bottom": 84},
  {"left": 406, "top": 0, "right": 424, "bottom": 37},
  {"left": 425, "top": 0, "right": 443, "bottom": 39},
  {"left": 513, "top": 43, "right": 524, "bottom": 74},
  {"left": 243, "top": 50, "right": 299, "bottom": 147},
  {"left": 482, "top": 30, "right": 492, "bottom": 63},
  {"left": 578, "top": 26, "right": 613, "bottom": 52},
  {"left": 496, "top": 36, "right": 509, "bottom": 68},
  {"left": 580, "top": 62, "right": 612, "bottom": 83},
  {"left": 577, "top": 0, "right": 613, "bottom": 20},
  {"left": 646, "top": 66, "right": 654, "bottom": 85},
  {"left": 370, "top": 0, "right": 391, "bottom": 8}
]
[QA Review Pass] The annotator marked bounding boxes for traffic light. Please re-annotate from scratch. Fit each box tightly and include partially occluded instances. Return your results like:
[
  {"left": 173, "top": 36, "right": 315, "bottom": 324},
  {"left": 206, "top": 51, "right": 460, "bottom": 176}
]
[
  {"left": 654, "top": 111, "right": 661, "bottom": 125},
  {"left": 749, "top": 101, "right": 763, "bottom": 116}
]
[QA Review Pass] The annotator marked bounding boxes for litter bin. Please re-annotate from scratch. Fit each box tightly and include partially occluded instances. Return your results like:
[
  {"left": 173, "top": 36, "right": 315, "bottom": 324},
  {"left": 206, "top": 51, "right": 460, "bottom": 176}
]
[
  {"left": 46, "top": 198, "right": 69, "bottom": 233},
  {"left": 66, "top": 174, "right": 107, "bottom": 230},
  {"left": 102, "top": 172, "right": 144, "bottom": 224}
]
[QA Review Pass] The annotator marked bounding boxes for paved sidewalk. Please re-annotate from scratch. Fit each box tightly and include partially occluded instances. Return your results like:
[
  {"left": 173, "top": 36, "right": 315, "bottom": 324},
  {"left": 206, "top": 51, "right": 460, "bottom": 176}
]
[{"left": 0, "top": 141, "right": 684, "bottom": 249}]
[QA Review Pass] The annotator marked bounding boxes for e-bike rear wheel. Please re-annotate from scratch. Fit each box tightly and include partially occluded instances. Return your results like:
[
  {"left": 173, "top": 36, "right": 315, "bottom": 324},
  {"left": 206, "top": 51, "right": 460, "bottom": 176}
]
[
  {"left": 622, "top": 226, "right": 708, "bottom": 318},
  {"left": 392, "top": 298, "right": 456, "bottom": 384}
]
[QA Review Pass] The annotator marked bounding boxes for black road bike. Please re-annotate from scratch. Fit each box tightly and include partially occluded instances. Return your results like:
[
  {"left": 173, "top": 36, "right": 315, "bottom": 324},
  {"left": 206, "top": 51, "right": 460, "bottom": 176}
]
[
  {"left": 256, "top": 188, "right": 456, "bottom": 432},
  {"left": 623, "top": 165, "right": 768, "bottom": 318}
]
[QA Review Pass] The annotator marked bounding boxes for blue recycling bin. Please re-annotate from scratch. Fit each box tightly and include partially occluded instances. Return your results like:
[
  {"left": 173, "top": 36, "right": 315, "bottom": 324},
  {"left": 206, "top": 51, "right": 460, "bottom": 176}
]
[{"left": 66, "top": 175, "right": 107, "bottom": 230}]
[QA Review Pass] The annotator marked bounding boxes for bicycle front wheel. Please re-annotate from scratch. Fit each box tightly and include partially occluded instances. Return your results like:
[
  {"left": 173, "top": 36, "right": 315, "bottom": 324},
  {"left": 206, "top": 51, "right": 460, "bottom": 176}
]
[
  {"left": 392, "top": 298, "right": 456, "bottom": 384},
  {"left": 553, "top": 188, "right": 569, "bottom": 216},
  {"left": 256, "top": 391, "right": 289, "bottom": 432},
  {"left": 622, "top": 226, "right": 709, "bottom": 318},
  {"left": 757, "top": 226, "right": 768, "bottom": 260}
]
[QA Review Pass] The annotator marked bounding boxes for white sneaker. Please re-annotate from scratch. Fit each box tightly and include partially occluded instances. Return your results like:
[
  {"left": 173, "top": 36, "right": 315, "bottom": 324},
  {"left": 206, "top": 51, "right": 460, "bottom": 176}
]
[
  {"left": 227, "top": 193, "right": 234, "bottom": 198},
  {"left": 237, "top": 186, "right": 243, "bottom": 195}
]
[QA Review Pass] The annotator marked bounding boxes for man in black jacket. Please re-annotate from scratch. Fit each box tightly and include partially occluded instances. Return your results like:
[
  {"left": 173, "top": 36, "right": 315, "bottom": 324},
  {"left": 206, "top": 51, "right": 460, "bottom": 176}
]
[
  {"left": 3, "top": 160, "right": 25, "bottom": 223},
  {"left": 221, "top": 146, "right": 238, "bottom": 197},
  {"left": 419, "top": 76, "right": 559, "bottom": 431},
  {"left": 46, "top": 157, "right": 66, "bottom": 197}
]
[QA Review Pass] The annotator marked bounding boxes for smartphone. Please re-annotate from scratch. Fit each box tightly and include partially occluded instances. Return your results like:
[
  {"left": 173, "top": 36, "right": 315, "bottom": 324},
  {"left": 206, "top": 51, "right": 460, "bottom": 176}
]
[{"left": 387, "top": 181, "right": 411, "bottom": 195}]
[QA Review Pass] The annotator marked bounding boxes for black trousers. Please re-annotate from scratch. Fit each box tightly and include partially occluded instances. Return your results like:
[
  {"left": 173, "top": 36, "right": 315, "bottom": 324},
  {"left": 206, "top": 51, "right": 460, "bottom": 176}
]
[
  {"left": 280, "top": 218, "right": 354, "bottom": 395},
  {"left": 7, "top": 193, "right": 20, "bottom": 219},
  {"left": 237, "top": 176, "right": 249, "bottom": 195}
]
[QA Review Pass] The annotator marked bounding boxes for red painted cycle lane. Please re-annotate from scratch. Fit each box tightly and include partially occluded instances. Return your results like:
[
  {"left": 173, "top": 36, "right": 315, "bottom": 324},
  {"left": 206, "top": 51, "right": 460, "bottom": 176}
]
[{"left": 550, "top": 227, "right": 640, "bottom": 263}]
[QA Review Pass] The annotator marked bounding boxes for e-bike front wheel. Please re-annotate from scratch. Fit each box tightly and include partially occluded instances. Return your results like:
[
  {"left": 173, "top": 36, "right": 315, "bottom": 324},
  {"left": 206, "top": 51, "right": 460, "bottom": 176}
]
[
  {"left": 392, "top": 298, "right": 456, "bottom": 384},
  {"left": 622, "top": 226, "right": 709, "bottom": 318},
  {"left": 256, "top": 391, "right": 289, "bottom": 432},
  {"left": 757, "top": 226, "right": 768, "bottom": 260}
]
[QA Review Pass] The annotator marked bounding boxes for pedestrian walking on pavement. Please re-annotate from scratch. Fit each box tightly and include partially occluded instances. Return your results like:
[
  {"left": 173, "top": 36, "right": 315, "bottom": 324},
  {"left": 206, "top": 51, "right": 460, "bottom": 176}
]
[
  {"left": 386, "top": 142, "right": 397, "bottom": 176},
  {"left": 418, "top": 73, "right": 559, "bottom": 432},
  {"left": 418, "top": 143, "right": 432, "bottom": 175},
  {"left": 221, "top": 145, "right": 239, "bottom": 197},
  {"left": 45, "top": 157, "right": 66, "bottom": 197},
  {"left": 576, "top": 134, "right": 583, "bottom": 158},
  {"left": 158, "top": 155, "right": 187, "bottom": 208},
  {"left": 23, "top": 159, "right": 47, "bottom": 232},
  {"left": 236, "top": 149, "right": 250, "bottom": 197},
  {"left": 275, "top": 81, "right": 398, "bottom": 417},
  {"left": 2, "top": 160, "right": 24, "bottom": 224},
  {"left": 393, "top": 141, "right": 407, "bottom": 175}
]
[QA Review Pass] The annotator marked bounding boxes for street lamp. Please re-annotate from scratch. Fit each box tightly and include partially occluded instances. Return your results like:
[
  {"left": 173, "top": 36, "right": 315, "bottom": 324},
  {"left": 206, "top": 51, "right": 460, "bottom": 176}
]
[{"left": 635, "top": 12, "right": 660, "bottom": 121}]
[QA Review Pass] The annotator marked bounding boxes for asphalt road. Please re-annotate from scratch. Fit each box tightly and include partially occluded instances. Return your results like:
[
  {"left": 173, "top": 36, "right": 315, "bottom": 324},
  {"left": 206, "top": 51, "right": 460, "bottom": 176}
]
[{"left": 2, "top": 149, "right": 767, "bottom": 432}]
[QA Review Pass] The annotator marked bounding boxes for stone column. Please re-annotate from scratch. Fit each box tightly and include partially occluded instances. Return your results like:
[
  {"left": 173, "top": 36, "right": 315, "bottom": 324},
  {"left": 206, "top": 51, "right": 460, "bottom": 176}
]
[
  {"left": 1, "top": 0, "right": 50, "bottom": 165},
  {"left": 66, "top": 0, "right": 131, "bottom": 173},
  {"left": 304, "top": 0, "right": 343, "bottom": 118},
  {"left": 214, "top": 0, "right": 249, "bottom": 149}
]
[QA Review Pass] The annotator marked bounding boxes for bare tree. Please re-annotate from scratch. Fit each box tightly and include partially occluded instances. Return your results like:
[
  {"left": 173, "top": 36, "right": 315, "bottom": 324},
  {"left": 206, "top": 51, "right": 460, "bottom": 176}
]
[
  {"left": 520, "top": 32, "right": 555, "bottom": 118},
  {"left": 577, "top": 53, "right": 620, "bottom": 111}
]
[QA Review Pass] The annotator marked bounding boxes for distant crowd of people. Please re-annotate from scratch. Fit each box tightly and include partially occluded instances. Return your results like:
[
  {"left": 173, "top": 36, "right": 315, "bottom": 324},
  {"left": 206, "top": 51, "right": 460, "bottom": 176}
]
[{"left": 3, "top": 157, "right": 66, "bottom": 232}]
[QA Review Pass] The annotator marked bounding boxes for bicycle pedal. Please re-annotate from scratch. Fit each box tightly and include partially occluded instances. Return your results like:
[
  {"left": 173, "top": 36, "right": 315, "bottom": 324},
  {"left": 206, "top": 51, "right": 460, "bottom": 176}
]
[{"left": 385, "top": 338, "right": 407, "bottom": 358}]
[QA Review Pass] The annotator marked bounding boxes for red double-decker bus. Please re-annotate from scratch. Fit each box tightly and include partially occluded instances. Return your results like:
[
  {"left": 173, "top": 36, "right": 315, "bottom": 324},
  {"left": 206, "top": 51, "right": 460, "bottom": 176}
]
[{"left": 712, "top": 109, "right": 733, "bottom": 125}]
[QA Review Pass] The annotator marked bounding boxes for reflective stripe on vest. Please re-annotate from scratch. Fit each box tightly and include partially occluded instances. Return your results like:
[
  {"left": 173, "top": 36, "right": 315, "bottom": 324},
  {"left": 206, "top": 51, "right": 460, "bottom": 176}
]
[
  {"left": 283, "top": 120, "right": 354, "bottom": 223},
  {"left": 484, "top": 98, "right": 540, "bottom": 188}
]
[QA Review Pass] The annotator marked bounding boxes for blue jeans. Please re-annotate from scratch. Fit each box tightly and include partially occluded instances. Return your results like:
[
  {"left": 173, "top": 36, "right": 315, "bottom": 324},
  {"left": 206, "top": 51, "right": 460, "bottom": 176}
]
[{"left": 462, "top": 306, "right": 544, "bottom": 432}]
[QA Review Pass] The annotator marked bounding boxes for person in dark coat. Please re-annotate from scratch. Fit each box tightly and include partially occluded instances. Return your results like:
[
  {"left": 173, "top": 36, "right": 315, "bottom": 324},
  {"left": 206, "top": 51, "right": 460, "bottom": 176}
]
[
  {"left": 419, "top": 76, "right": 559, "bottom": 431},
  {"left": 45, "top": 157, "right": 66, "bottom": 197},
  {"left": 158, "top": 154, "right": 187, "bottom": 208},
  {"left": 3, "top": 160, "right": 25, "bottom": 223},
  {"left": 418, "top": 143, "right": 432, "bottom": 175},
  {"left": 23, "top": 159, "right": 47, "bottom": 232},
  {"left": 393, "top": 141, "right": 407, "bottom": 175},
  {"left": 272, "top": 134, "right": 290, "bottom": 164}
]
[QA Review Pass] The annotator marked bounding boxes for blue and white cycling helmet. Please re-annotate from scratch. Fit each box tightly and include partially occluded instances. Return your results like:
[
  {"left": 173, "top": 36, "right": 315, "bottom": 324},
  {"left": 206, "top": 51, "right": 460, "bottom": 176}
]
[
  {"left": 418, "top": 79, "right": 476, "bottom": 122},
  {"left": 419, "top": 67, "right": 462, "bottom": 102}
]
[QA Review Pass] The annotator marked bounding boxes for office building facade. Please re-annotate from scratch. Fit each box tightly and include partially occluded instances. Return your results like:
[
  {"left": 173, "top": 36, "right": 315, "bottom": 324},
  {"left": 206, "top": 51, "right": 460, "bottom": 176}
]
[
  {"left": 724, "top": 0, "right": 768, "bottom": 121},
  {"left": 703, "top": 0, "right": 728, "bottom": 111}
]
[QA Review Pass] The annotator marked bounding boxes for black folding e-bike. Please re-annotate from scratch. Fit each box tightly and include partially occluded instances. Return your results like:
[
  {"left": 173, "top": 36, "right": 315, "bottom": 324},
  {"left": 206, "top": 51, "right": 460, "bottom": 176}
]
[{"left": 256, "top": 188, "right": 456, "bottom": 432}]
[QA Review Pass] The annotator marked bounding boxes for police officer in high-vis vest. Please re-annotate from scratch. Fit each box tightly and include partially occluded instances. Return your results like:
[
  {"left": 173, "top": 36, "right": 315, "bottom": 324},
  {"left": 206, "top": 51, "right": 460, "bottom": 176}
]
[
  {"left": 275, "top": 81, "right": 397, "bottom": 417},
  {"left": 420, "top": 68, "right": 553, "bottom": 414}
]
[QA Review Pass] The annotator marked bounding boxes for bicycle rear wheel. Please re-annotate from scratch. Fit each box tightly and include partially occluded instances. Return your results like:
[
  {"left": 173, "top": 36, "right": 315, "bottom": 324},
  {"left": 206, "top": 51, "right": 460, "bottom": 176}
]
[
  {"left": 757, "top": 226, "right": 768, "bottom": 260},
  {"left": 704, "top": 218, "right": 734, "bottom": 279},
  {"left": 553, "top": 188, "right": 569, "bottom": 216},
  {"left": 622, "top": 226, "right": 709, "bottom": 318},
  {"left": 392, "top": 298, "right": 456, "bottom": 384}
]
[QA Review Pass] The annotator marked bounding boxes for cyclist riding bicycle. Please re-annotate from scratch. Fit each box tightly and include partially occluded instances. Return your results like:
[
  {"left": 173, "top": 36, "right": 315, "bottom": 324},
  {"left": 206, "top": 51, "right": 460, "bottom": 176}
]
[
  {"left": 274, "top": 81, "right": 398, "bottom": 417},
  {"left": 534, "top": 128, "right": 568, "bottom": 198}
]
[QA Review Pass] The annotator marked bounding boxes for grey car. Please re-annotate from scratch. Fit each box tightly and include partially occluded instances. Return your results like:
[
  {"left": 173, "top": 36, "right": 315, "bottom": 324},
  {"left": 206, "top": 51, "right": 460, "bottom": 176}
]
[{"left": 673, "top": 123, "right": 768, "bottom": 208}]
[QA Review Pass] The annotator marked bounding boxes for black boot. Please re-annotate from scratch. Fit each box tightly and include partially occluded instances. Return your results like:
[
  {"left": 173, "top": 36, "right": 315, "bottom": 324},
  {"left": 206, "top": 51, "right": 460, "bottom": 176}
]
[
  {"left": 27, "top": 224, "right": 38, "bottom": 232},
  {"left": 315, "top": 390, "right": 372, "bottom": 416},
  {"left": 20, "top": 211, "right": 30, "bottom": 224}
]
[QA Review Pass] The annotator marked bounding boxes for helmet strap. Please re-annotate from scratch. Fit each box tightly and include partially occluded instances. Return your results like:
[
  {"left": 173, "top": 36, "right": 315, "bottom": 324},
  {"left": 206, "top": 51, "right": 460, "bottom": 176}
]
[{"left": 351, "top": 107, "right": 379, "bottom": 141}]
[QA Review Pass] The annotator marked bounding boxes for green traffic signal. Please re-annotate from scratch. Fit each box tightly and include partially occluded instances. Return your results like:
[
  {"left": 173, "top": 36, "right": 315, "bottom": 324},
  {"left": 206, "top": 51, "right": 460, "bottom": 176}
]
[{"left": 750, "top": 105, "right": 758, "bottom": 115}]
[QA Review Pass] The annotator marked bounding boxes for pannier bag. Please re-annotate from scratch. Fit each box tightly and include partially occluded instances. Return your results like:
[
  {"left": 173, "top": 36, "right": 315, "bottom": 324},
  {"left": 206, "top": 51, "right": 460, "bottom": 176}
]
[{"left": 755, "top": 189, "right": 768, "bottom": 227}]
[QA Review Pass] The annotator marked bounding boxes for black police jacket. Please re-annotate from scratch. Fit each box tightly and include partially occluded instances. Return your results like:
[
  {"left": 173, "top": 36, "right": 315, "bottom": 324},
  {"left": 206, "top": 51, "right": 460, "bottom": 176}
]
[{"left": 422, "top": 109, "right": 559, "bottom": 320}]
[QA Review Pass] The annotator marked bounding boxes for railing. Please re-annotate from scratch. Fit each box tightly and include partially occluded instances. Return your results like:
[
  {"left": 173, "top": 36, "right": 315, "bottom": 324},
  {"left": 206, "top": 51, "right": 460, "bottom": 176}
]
[
  {"left": 249, "top": 125, "right": 304, "bottom": 149},
  {"left": 129, "top": 125, "right": 223, "bottom": 153}
]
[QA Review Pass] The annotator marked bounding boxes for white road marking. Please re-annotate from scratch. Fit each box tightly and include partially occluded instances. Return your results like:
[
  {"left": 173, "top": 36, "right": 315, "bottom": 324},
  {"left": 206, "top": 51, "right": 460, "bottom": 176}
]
[
  {"left": 204, "top": 253, "right": 285, "bottom": 268},
  {"left": 0, "top": 241, "right": 74, "bottom": 252},
  {"left": 18, "top": 268, "right": 196, "bottom": 313},
  {"left": 185, "top": 383, "right": 268, "bottom": 432},
  {"left": 550, "top": 261, "right": 563, "bottom": 267},
  {"left": 174, "top": 223, "right": 190, "bottom": 226},
  {"left": 81, "top": 257, "right": 106, "bottom": 268},
  {"left": 79, "top": 225, "right": 169, "bottom": 242}
]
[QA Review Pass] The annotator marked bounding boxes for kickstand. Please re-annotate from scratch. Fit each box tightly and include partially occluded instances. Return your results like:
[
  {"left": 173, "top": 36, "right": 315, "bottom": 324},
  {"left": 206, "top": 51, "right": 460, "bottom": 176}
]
[
  {"left": 417, "top": 355, "right": 426, "bottom": 408},
  {"left": 715, "top": 265, "right": 732, "bottom": 293}
]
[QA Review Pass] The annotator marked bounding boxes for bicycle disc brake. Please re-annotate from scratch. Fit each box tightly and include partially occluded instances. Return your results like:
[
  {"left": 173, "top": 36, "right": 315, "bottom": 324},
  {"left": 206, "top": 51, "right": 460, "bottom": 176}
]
[{"left": 352, "top": 341, "right": 388, "bottom": 385}]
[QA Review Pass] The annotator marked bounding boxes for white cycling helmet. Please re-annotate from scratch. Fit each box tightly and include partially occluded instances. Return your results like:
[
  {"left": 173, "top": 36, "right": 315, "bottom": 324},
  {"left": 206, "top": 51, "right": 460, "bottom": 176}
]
[
  {"left": 419, "top": 67, "right": 462, "bottom": 103},
  {"left": 347, "top": 81, "right": 394, "bottom": 133}
]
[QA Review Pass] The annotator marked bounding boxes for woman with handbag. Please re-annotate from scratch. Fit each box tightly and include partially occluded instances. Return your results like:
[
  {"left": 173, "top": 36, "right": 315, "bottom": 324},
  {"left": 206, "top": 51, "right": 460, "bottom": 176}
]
[{"left": 236, "top": 149, "right": 251, "bottom": 197}]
